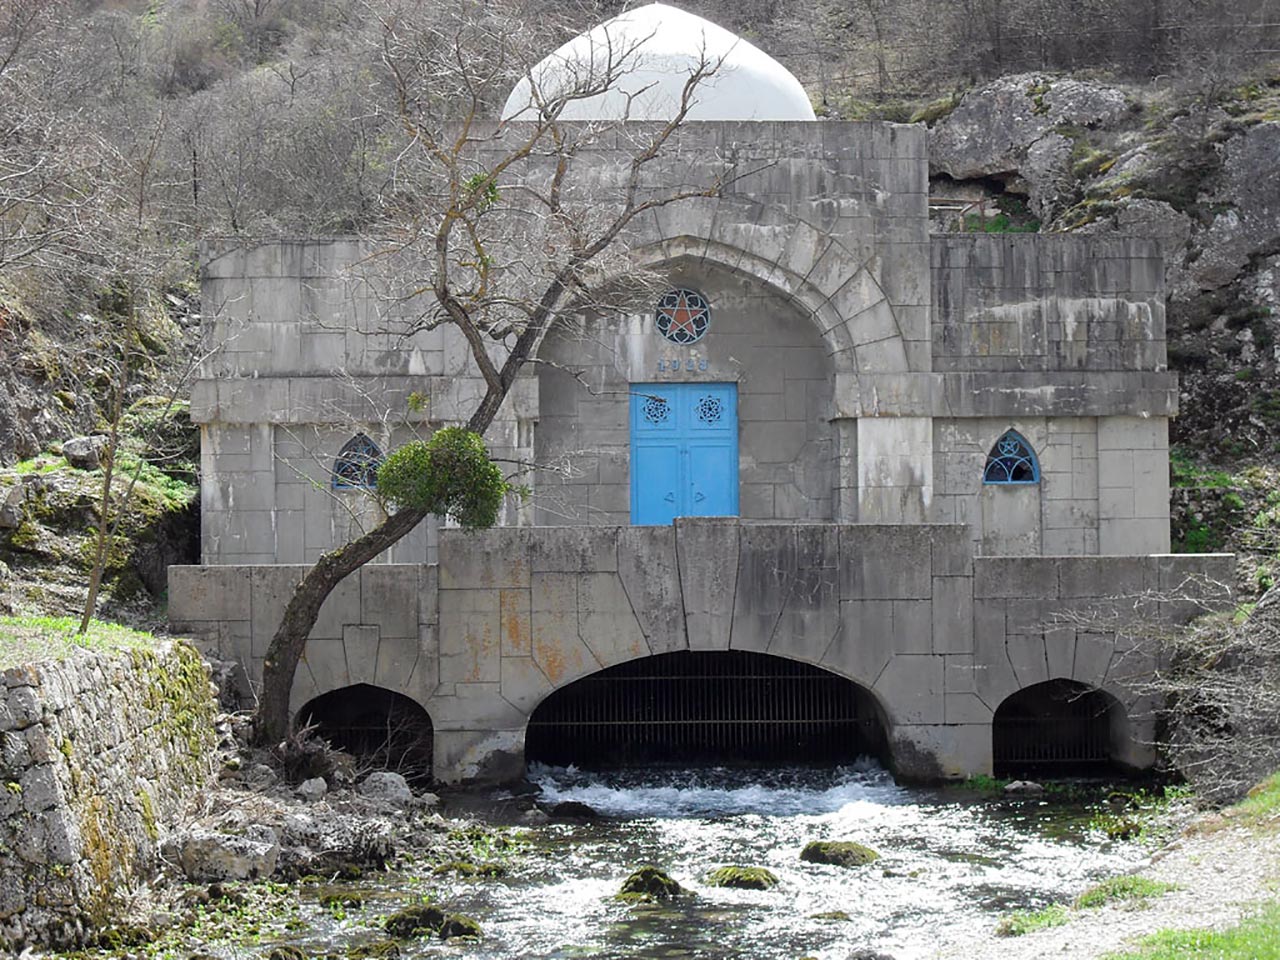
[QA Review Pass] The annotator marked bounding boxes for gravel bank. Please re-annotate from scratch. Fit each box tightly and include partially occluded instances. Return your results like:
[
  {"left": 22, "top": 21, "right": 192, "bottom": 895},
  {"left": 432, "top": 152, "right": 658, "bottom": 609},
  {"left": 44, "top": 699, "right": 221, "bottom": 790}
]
[{"left": 932, "top": 818, "right": 1280, "bottom": 959}]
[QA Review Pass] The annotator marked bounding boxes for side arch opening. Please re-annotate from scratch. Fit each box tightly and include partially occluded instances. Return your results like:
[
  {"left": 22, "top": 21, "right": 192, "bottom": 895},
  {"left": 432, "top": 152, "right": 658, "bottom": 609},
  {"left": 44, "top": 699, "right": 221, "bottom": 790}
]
[
  {"left": 296, "top": 684, "right": 434, "bottom": 783},
  {"left": 525, "top": 650, "right": 888, "bottom": 769},
  {"left": 992, "top": 679, "right": 1128, "bottom": 776}
]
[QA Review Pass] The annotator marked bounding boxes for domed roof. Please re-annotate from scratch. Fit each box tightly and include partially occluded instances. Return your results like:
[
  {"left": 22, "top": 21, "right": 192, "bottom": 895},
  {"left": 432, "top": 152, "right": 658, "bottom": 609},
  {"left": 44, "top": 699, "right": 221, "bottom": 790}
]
[{"left": 501, "top": 3, "right": 815, "bottom": 123}]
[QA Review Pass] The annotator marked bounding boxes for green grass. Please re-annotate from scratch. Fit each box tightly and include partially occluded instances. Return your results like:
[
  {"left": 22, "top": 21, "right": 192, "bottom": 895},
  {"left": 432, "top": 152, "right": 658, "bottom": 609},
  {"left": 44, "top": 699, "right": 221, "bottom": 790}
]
[
  {"left": 1103, "top": 902, "right": 1280, "bottom": 959},
  {"left": 1232, "top": 771, "right": 1280, "bottom": 828},
  {"left": 1170, "top": 449, "right": 1238, "bottom": 489},
  {"left": 1075, "top": 876, "right": 1177, "bottom": 909},
  {"left": 0, "top": 616, "right": 160, "bottom": 668},
  {"left": 995, "top": 903, "right": 1070, "bottom": 937}
]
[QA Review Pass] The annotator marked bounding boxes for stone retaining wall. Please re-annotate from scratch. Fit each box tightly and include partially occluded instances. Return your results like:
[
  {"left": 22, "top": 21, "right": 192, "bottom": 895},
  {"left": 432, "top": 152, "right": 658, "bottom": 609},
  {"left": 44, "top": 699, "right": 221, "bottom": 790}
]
[{"left": 0, "top": 642, "right": 216, "bottom": 951}]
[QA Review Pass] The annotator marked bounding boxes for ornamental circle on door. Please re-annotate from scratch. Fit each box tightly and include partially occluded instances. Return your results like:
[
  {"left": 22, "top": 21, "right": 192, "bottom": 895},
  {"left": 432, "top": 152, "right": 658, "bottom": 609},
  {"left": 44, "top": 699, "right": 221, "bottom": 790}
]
[{"left": 655, "top": 289, "right": 711, "bottom": 345}]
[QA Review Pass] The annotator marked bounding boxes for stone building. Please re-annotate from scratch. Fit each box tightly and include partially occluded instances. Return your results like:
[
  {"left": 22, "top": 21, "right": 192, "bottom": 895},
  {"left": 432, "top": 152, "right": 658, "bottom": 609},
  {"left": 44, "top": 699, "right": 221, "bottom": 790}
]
[{"left": 170, "top": 4, "right": 1230, "bottom": 782}]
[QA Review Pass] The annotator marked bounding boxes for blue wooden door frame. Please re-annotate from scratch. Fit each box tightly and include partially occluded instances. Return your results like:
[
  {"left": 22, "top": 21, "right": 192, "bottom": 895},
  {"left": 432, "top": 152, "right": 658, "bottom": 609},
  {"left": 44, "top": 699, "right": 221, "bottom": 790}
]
[{"left": 630, "top": 382, "right": 738, "bottom": 525}]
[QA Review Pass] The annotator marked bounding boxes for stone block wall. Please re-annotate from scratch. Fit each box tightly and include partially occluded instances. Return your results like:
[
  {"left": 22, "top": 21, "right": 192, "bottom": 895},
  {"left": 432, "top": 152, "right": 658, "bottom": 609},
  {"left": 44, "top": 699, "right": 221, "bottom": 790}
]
[
  {"left": 931, "top": 234, "right": 1167, "bottom": 372},
  {"left": 0, "top": 643, "right": 216, "bottom": 951},
  {"left": 168, "top": 563, "right": 439, "bottom": 714},
  {"left": 931, "top": 415, "right": 1171, "bottom": 556},
  {"left": 168, "top": 523, "right": 1232, "bottom": 784}
]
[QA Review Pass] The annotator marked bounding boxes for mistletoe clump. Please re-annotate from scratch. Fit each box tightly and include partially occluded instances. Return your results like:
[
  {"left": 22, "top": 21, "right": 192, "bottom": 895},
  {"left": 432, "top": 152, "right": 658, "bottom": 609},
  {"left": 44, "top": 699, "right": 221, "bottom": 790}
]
[{"left": 376, "top": 427, "right": 507, "bottom": 529}]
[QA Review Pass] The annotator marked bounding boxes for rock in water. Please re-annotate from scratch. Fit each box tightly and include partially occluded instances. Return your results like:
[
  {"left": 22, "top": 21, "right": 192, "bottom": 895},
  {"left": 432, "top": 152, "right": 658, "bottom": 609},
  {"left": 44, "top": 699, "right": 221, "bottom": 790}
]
[
  {"left": 705, "top": 865, "right": 779, "bottom": 889},
  {"left": 1003, "top": 780, "right": 1045, "bottom": 796},
  {"left": 549, "top": 800, "right": 598, "bottom": 819},
  {"left": 384, "top": 903, "right": 447, "bottom": 938},
  {"left": 439, "top": 913, "right": 483, "bottom": 940},
  {"left": 618, "top": 865, "right": 685, "bottom": 900},
  {"left": 799, "top": 841, "right": 880, "bottom": 868},
  {"left": 359, "top": 771, "right": 412, "bottom": 804}
]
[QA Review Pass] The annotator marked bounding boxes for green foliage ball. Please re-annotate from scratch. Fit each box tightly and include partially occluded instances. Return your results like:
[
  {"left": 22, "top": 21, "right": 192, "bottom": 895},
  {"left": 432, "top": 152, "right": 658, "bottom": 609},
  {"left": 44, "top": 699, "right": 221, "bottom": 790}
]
[{"left": 376, "top": 427, "right": 507, "bottom": 529}]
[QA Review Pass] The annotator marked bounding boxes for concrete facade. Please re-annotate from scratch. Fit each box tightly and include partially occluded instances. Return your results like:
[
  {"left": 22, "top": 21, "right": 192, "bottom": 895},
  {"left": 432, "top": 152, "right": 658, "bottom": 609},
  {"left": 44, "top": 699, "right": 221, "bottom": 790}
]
[
  {"left": 174, "top": 118, "right": 1225, "bottom": 781},
  {"left": 169, "top": 524, "right": 1232, "bottom": 782}
]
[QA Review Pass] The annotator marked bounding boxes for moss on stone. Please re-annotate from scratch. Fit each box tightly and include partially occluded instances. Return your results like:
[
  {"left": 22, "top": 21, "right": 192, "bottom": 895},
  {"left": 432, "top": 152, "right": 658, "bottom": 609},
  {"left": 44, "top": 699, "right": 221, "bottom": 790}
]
[
  {"left": 317, "top": 886, "right": 365, "bottom": 909},
  {"left": 347, "top": 942, "right": 401, "bottom": 958},
  {"left": 439, "top": 913, "right": 483, "bottom": 940},
  {"left": 617, "top": 866, "right": 685, "bottom": 901},
  {"left": 264, "top": 947, "right": 305, "bottom": 960},
  {"left": 384, "top": 903, "right": 447, "bottom": 938},
  {"left": 810, "top": 910, "right": 852, "bottom": 921},
  {"left": 704, "top": 865, "right": 779, "bottom": 890},
  {"left": 799, "top": 841, "right": 880, "bottom": 868},
  {"left": 431, "top": 860, "right": 506, "bottom": 878}
]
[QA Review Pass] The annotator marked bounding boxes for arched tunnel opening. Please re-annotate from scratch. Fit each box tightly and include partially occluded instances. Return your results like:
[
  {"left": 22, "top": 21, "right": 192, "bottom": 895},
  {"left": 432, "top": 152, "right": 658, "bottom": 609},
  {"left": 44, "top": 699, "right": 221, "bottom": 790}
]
[
  {"left": 296, "top": 684, "right": 434, "bottom": 783},
  {"left": 993, "top": 679, "right": 1128, "bottom": 777},
  {"left": 525, "top": 650, "right": 888, "bottom": 769}
]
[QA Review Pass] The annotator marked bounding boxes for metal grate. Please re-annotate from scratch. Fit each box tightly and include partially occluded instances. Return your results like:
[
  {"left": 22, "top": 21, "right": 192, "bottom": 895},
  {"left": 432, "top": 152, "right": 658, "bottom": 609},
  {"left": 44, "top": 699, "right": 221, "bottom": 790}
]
[
  {"left": 526, "top": 651, "right": 884, "bottom": 768},
  {"left": 992, "top": 681, "right": 1115, "bottom": 774},
  {"left": 297, "top": 684, "right": 434, "bottom": 783}
]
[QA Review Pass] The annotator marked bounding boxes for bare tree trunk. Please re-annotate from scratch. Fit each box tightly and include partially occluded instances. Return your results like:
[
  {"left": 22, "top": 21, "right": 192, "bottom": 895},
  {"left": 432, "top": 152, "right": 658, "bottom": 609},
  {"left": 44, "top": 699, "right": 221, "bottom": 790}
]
[
  {"left": 78, "top": 297, "right": 132, "bottom": 634},
  {"left": 255, "top": 505, "right": 427, "bottom": 744}
]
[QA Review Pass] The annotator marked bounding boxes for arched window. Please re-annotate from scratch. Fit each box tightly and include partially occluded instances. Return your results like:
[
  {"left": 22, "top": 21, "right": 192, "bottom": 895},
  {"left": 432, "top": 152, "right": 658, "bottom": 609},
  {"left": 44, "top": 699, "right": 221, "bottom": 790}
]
[
  {"left": 332, "top": 433, "right": 382, "bottom": 489},
  {"left": 983, "top": 430, "right": 1039, "bottom": 484}
]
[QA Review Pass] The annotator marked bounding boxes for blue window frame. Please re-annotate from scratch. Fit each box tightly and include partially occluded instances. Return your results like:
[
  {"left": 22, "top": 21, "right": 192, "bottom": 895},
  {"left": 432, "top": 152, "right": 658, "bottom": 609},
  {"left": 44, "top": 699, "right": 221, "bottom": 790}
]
[
  {"left": 333, "top": 433, "right": 382, "bottom": 489},
  {"left": 983, "top": 430, "right": 1039, "bottom": 484}
]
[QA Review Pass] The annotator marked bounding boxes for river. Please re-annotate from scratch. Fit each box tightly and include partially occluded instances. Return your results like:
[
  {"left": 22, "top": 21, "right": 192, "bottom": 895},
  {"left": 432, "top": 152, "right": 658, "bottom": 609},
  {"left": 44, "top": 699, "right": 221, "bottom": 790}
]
[{"left": 271, "top": 763, "right": 1147, "bottom": 960}]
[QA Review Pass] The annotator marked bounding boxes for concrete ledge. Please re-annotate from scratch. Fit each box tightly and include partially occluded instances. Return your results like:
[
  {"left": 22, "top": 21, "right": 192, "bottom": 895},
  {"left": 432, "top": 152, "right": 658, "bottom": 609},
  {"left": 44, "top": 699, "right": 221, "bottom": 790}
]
[{"left": 832, "top": 372, "right": 1179, "bottom": 419}]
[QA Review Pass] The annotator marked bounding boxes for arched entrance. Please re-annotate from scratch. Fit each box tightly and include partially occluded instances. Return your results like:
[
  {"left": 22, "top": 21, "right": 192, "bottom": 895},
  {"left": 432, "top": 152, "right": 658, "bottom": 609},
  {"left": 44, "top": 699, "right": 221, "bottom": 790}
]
[
  {"left": 525, "top": 650, "right": 887, "bottom": 768},
  {"left": 992, "top": 679, "right": 1127, "bottom": 776},
  {"left": 296, "top": 684, "right": 434, "bottom": 782}
]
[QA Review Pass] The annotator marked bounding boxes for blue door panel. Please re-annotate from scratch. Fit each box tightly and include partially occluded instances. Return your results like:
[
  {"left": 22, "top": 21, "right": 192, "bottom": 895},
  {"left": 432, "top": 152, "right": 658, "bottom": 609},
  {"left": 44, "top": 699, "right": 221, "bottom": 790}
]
[
  {"left": 631, "top": 382, "right": 738, "bottom": 525},
  {"left": 632, "top": 441, "right": 682, "bottom": 524},
  {"left": 688, "top": 440, "right": 737, "bottom": 517}
]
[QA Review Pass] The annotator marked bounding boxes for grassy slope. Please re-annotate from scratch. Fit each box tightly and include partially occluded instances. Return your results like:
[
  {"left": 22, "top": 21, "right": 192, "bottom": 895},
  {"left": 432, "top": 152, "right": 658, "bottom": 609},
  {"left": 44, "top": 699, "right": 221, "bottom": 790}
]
[{"left": 0, "top": 615, "right": 162, "bottom": 669}]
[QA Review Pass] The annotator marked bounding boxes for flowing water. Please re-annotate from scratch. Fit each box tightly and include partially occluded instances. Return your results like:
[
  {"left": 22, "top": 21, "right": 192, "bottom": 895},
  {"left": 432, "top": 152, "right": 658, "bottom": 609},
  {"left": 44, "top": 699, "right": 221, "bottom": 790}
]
[{"left": 269, "top": 762, "right": 1147, "bottom": 960}]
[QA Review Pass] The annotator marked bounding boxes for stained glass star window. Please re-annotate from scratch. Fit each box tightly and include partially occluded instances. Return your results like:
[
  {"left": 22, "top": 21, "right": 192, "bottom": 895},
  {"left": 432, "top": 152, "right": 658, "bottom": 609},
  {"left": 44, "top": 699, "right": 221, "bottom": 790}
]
[{"left": 655, "top": 289, "right": 711, "bottom": 345}]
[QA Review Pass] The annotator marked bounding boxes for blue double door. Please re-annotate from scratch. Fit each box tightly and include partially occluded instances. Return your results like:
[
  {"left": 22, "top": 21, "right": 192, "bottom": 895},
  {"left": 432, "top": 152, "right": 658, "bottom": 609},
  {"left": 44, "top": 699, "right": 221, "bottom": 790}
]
[{"left": 630, "top": 382, "right": 738, "bottom": 525}]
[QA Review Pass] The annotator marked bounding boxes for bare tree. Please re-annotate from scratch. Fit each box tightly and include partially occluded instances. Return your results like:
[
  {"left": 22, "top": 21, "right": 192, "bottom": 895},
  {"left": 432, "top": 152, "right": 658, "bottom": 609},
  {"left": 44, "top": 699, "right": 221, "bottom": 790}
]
[
  {"left": 252, "top": 0, "right": 733, "bottom": 744},
  {"left": 1056, "top": 576, "right": 1280, "bottom": 805}
]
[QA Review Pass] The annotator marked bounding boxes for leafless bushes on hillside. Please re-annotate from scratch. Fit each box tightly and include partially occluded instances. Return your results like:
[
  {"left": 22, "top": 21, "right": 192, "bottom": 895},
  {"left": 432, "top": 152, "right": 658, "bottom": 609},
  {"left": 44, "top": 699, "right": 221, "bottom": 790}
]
[{"left": 1058, "top": 577, "right": 1280, "bottom": 805}]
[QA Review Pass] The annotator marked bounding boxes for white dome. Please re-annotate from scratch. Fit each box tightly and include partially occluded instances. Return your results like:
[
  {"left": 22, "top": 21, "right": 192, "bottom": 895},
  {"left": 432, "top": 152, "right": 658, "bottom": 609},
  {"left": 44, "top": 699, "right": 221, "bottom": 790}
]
[{"left": 501, "top": 3, "right": 815, "bottom": 123}]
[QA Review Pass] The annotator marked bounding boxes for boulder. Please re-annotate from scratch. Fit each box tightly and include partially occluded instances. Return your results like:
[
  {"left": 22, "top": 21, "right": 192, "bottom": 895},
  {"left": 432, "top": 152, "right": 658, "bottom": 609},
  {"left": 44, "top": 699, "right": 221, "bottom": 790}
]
[
  {"left": 704, "top": 865, "right": 779, "bottom": 890},
  {"left": 296, "top": 777, "right": 327, "bottom": 802},
  {"left": 1192, "top": 122, "right": 1280, "bottom": 290},
  {"left": 1022, "top": 132, "right": 1074, "bottom": 220},
  {"left": 930, "top": 74, "right": 1129, "bottom": 180},
  {"left": 1003, "top": 780, "right": 1045, "bottom": 796},
  {"left": 178, "top": 826, "right": 280, "bottom": 881},
  {"left": 61, "top": 436, "right": 107, "bottom": 470},
  {"left": 439, "top": 913, "right": 483, "bottom": 940},
  {"left": 799, "top": 841, "right": 880, "bottom": 868},
  {"left": 618, "top": 865, "right": 685, "bottom": 900},
  {"left": 359, "top": 771, "right": 412, "bottom": 805},
  {"left": 346, "top": 942, "right": 400, "bottom": 958},
  {"left": 548, "top": 800, "right": 598, "bottom": 819},
  {"left": 384, "top": 903, "right": 446, "bottom": 938}
]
